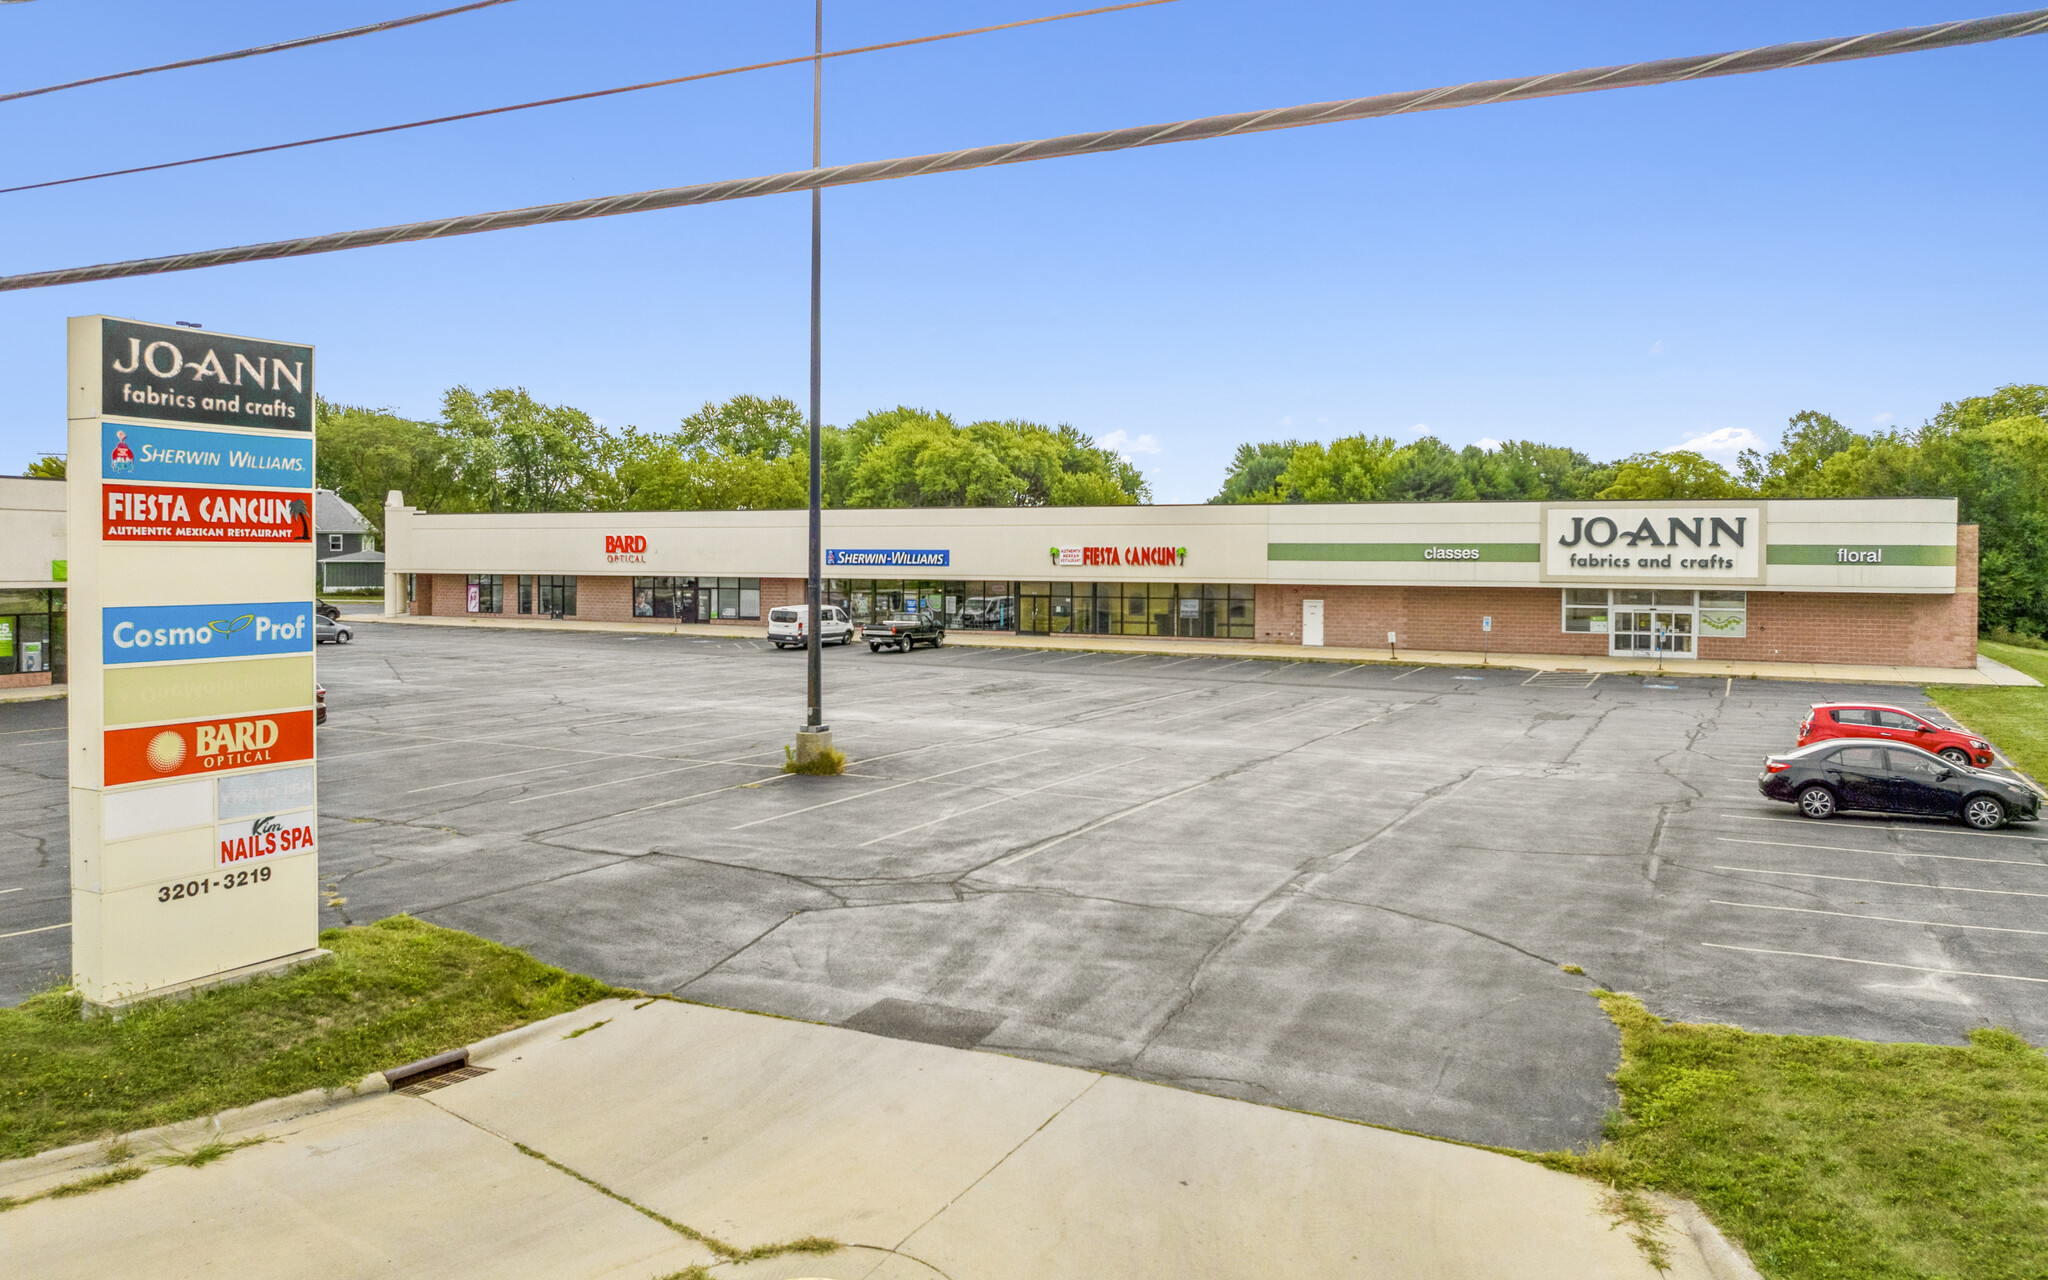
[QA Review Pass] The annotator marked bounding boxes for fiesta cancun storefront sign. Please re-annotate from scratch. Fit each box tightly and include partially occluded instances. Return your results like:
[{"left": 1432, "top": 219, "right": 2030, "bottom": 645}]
[{"left": 1052, "top": 545, "right": 1187, "bottom": 568}]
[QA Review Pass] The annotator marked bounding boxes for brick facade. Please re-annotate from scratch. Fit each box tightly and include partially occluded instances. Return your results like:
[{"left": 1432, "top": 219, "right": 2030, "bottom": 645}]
[
  {"left": 761, "top": 578, "right": 805, "bottom": 612},
  {"left": 1256, "top": 526, "right": 1979, "bottom": 668},
  {"left": 0, "top": 671, "right": 53, "bottom": 690}
]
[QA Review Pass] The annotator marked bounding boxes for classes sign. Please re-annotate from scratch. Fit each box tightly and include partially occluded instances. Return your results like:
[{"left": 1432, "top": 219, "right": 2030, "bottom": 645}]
[{"left": 99, "top": 318, "right": 313, "bottom": 432}]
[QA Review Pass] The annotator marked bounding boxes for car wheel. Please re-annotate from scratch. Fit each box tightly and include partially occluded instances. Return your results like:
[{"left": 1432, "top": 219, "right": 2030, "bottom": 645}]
[
  {"left": 931, "top": 634, "right": 943, "bottom": 648},
  {"left": 337, "top": 630, "right": 351, "bottom": 644},
  {"left": 1797, "top": 786, "right": 1836, "bottom": 820},
  {"left": 870, "top": 643, "right": 881, "bottom": 653},
  {"left": 1964, "top": 795, "right": 2007, "bottom": 831},
  {"left": 1938, "top": 747, "right": 1972, "bottom": 767}
]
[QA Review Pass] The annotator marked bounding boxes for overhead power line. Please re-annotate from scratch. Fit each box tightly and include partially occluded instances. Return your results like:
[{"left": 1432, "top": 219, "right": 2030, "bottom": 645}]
[
  {"left": 4, "top": 7, "right": 2045, "bottom": 293},
  {"left": 0, "top": 0, "right": 1177, "bottom": 197},
  {"left": 0, "top": 0, "right": 520, "bottom": 105}
]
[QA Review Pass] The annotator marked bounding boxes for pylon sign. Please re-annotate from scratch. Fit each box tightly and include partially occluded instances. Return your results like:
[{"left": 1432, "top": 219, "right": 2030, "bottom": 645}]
[{"left": 67, "top": 316, "right": 321, "bottom": 1006}]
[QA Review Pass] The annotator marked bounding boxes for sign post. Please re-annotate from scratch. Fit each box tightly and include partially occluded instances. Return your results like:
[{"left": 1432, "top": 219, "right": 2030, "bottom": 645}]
[
  {"left": 67, "top": 316, "right": 321, "bottom": 1009},
  {"left": 1481, "top": 615, "right": 1492, "bottom": 665}
]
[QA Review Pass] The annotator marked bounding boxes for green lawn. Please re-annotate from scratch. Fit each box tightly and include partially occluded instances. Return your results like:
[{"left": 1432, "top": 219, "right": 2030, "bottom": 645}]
[
  {"left": 0, "top": 916, "right": 625, "bottom": 1161},
  {"left": 1927, "top": 641, "right": 2048, "bottom": 783},
  {"left": 1542, "top": 993, "right": 2048, "bottom": 1280}
]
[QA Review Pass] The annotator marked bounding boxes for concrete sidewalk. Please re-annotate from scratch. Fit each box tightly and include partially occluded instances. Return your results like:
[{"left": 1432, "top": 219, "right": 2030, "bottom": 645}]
[
  {"left": 353, "top": 609, "right": 2030, "bottom": 686},
  {"left": 0, "top": 998, "right": 1744, "bottom": 1280}
]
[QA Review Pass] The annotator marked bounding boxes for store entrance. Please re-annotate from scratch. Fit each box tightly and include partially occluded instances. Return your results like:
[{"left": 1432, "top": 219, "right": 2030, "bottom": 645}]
[{"left": 1608, "top": 592, "right": 1695, "bottom": 658}]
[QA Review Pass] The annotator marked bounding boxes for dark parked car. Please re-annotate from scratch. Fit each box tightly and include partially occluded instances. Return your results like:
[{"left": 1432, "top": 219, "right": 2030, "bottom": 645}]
[
  {"left": 316, "top": 682, "right": 327, "bottom": 725},
  {"left": 316, "top": 601, "right": 342, "bottom": 621},
  {"left": 867, "top": 610, "right": 944, "bottom": 653},
  {"left": 316, "top": 614, "right": 353, "bottom": 644},
  {"left": 1797, "top": 702, "right": 1995, "bottom": 768},
  {"left": 1758, "top": 740, "right": 2041, "bottom": 830}
]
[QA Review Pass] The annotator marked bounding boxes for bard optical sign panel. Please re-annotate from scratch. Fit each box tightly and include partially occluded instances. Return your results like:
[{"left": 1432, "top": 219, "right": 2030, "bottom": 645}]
[{"left": 67, "top": 316, "right": 321, "bottom": 1007}]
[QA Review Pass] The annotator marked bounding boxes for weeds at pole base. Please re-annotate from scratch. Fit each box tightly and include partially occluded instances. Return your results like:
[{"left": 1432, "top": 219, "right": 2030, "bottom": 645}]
[{"left": 783, "top": 743, "right": 846, "bottom": 775}]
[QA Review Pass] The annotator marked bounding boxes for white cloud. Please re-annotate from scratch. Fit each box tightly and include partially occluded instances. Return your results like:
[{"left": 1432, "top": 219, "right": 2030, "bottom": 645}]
[
  {"left": 1872, "top": 412, "right": 1894, "bottom": 425},
  {"left": 1666, "top": 427, "right": 1764, "bottom": 460},
  {"left": 1278, "top": 415, "right": 1293, "bottom": 427},
  {"left": 1473, "top": 437, "right": 1503, "bottom": 451},
  {"left": 1096, "top": 429, "right": 1160, "bottom": 458},
  {"left": 1648, "top": 340, "right": 1666, "bottom": 355}
]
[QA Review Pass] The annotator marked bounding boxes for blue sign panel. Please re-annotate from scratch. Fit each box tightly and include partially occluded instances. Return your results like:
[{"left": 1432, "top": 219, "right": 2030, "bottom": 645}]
[
  {"left": 825, "top": 549, "right": 950, "bottom": 568},
  {"left": 102, "top": 421, "right": 314, "bottom": 490},
  {"left": 104, "top": 601, "right": 314, "bottom": 665}
]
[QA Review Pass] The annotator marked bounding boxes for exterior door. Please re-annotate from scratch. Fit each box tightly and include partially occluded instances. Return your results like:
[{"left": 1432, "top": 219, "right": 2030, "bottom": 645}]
[
  {"left": 1825, "top": 745, "right": 1889, "bottom": 810},
  {"left": 1652, "top": 610, "right": 1694, "bottom": 657},
  {"left": 1302, "top": 599, "right": 1324, "bottom": 647},
  {"left": 1882, "top": 749, "right": 1956, "bottom": 815}
]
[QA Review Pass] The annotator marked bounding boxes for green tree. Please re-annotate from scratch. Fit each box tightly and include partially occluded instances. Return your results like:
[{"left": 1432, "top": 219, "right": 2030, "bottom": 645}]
[
  {"left": 1211, "top": 441, "right": 1302, "bottom": 502},
  {"left": 676, "top": 394, "right": 809, "bottom": 461},
  {"left": 1598, "top": 450, "right": 1745, "bottom": 500},
  {"left": 1379, "top": 437, "right": 1476, "bottom": 501},
  {"left": 315, "top": 399, "right": 474, "bottom": 539},
  {"left": 440, "top": 386, "right": 627, "bottom": 513},
  {"left": 22, "top": 454, "right": 64, "bottom": 479},
  {"left": 1737, "top": 411, "right": 1863, "bottom": 495}
]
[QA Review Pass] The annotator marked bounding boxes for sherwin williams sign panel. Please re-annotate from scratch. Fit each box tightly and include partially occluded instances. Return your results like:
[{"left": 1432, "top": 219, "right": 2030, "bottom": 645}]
[
  {"left": 827, "top": 549, "right": 950, "bottom": 567},
  {"left": 103, "top": 709, "right": 316, "bottom": 787},
  {"left": 102, "top": 421, "right": 313, "bottom": 488},
  {"left": 103, "top": 601, "right": 313, "bottom": 664},
  {"left": 99, "top": 318, "right": 313, "bottom": 432},
  {"left": 103, "top": 483, "right": 311, "bottom": 543}
]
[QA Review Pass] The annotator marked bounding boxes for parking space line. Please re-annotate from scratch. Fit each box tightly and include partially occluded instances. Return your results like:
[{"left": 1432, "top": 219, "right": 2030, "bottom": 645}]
[
  {"left": 0, "top": 887, "right": 22, "bottom": 895},
  {"left": 1701, "top": 942, "right": 2048, "bottom": 985},
  {"left": 1149, "top": 689, "right": 1277, "bottom": 725},
  {"left": 857, "top": 757, "right": 1143, "bottom": 847},
  {"left": 1712, "top": 866, "right": 2048, "bottom": 899},
  {"left": 995, "top": 772, "right": 1226, "bottom": 867},
  {"left": 1097, "top": 654, "right": 1151, "bottom": 666},
  {"left": 511, "top": 755, "right": 783, "bottom": 805},
  {"left": 0, "top": 922, "right": 68, "bottom": 940},
  {"left": 1718, "top": 836, "right": 2048, "bottom": 870},
  {"left": 1720, "top": 813, "right": 2048, "bottom": 844},
  {"left": 729, "top": 749, "right": 1051, "bottom": 830},
  {"left": 1390, "top": 667, "right": 1424, "bottom": 680},
  {"left": 1710, "top": 899, "right": 2048, "bottom": 937},
  {"left": 0, "top": 725, "right": 64, "bottom": 736}
]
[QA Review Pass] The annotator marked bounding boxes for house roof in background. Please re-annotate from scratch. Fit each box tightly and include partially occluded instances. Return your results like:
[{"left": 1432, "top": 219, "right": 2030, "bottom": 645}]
[{"left": 315, "top": 488, "right": 372, "bottom": 535}]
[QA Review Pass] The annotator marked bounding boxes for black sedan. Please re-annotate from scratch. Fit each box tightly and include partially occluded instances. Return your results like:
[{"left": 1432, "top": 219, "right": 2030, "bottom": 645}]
[{"left": 1758, "top": 740, "right": 2041, "bottom": 830}]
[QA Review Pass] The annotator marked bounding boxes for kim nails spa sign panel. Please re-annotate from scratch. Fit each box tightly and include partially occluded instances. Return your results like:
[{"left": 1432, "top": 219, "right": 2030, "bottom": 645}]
[{"left": 1543, "top": 506, "right": 1763, "bottom": 584}]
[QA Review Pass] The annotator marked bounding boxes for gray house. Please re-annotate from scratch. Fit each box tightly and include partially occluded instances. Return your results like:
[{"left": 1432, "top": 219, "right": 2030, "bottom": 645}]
[{"left": 316, "top": 488, "right": 385, "bottom": 591}]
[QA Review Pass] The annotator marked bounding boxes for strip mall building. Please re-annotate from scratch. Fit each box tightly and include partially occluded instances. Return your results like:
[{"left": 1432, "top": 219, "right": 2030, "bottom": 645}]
[{"left": 381, "top": 493, "right": 1978, "bottom": 669}]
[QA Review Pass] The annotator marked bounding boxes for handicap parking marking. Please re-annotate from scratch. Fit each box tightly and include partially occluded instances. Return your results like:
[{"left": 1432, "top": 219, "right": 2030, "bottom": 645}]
[
  {"left": 1711, "top": 899, "right": 2048, "bottom": 937},
  {"left": 1713, "top": 866, "right": 2048, "bottom": 899},
  {"left": 1718, "top": 836, "right": 2048, "bottom": 870},
  {"left": 1702, "top": 942, "right": 2048, "bottom": 985}
]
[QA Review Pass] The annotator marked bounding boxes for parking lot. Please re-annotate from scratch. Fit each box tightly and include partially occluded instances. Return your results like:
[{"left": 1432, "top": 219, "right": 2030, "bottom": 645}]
[{"left": 4, "top": 623, "right": 2044, "bottom": 1151}]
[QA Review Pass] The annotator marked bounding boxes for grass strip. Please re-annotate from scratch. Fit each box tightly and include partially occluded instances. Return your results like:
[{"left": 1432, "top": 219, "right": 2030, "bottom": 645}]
[
  {"left": 1927, "top": 641, "right": 2048, "bottom": 784},
  {"left": 1540, "top": 991, "right": 2048, "bottom": 1280},
  {"left": 0, "top": 1163, "right": 148, "bottom": 1214},
  {"left": 0, "top": 915, "right": 626, "bottom": 1161}
]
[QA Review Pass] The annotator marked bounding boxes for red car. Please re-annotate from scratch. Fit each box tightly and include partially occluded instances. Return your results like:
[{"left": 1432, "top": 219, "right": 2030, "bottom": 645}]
[
  {"left": 1797, "top": 703, "right": 1994, "bottom": 768},
  {"left": 316, "top": 682, "right": 327, "bottom": 725}
]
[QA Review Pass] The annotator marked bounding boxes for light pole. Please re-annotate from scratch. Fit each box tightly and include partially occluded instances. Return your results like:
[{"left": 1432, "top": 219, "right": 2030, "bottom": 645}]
[{"left": 797, "top": 0, "right": 832, "bottom": 765}]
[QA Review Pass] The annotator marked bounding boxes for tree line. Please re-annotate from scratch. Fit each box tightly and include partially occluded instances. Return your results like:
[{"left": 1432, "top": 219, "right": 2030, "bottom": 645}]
[
  {"left": 1211, "top": 385, "right": 2048, "bottom": 637},
  {"left": 309, "top": 382, "right": 2044, "bottom": 638}
]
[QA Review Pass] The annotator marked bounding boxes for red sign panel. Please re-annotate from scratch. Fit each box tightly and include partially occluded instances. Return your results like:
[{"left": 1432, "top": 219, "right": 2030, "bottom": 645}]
[
  {"left": 104, "top": 709, "right": 316, "bottom": 787},
  {"left": 102, "top": 483, "right": 312, "bottom": 543}
]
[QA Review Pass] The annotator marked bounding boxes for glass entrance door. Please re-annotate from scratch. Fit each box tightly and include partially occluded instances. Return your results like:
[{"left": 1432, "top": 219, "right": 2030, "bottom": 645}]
[
  {"left": 1652, "top": 610, "right": 1694, "bottom": 656},
  {"left": 1608, "top": 591, "right": 1696, "bottom": 658}
]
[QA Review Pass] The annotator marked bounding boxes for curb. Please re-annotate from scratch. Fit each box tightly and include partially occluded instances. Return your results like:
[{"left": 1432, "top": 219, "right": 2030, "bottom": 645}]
[
  {"left": 0, "top": 999, "right": 630, "bottom": 1199},
  {"left": 1654, "top": 1194, "right": 1765, "bottom": 1280}
]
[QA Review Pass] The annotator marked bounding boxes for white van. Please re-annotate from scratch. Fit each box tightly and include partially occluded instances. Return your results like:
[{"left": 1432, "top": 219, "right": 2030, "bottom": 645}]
[{"left": 767, "top": 604, "right": 855, "bottom": 649}]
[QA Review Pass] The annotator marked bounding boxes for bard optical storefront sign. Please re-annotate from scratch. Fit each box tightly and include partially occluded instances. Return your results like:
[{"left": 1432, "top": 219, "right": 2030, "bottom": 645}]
[
  {"left": 67, "top": 316, "right": 321, "bottom": 1008},
  {"left": 1543, "top": 506, "right": 1763, "bottom": 584}
]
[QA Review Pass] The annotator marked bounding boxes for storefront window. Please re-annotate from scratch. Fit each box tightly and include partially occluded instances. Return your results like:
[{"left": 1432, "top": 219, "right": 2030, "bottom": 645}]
[
  {"left": 693, "top": 578, "right": 760, "bottom": 621},
  {"left": 0, "top": 588, "right": 65, "bottom": 679},
  {"left": 1699, "top": 591, "right": 1748, "bottom": 639},
  {"left": 1562, "top": 588, "right": 1609, "bottom": 634},
  {"left": 518, "top": 575, "right": 533, "bottom": 614},
  {"left": 1010, "top": 583, "right": 1254, "bottom": 638},
  {"left": 538, "top": 575, "right": 577, "bottom": 616},
  {"left": 466, "top": 574, "right": 502, "bottom": 613},
  {"left": 633, "top": 577, "right": 698, "bottom": 619}
]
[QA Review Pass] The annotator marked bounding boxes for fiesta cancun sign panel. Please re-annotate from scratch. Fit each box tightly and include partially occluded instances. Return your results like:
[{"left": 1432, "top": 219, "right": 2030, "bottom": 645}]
[
  {"left": 103, "top": 484, "right": 311, "bottom": 542},
  {"left": 1052, "top": 545, "right": 1187, "bottom": 568},
  {"left": 1544, "top": 508, "right": 1761, "bottom": 580}
]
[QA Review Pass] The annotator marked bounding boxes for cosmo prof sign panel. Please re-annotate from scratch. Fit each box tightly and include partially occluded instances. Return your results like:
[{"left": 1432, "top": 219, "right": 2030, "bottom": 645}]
[
  {"left": 1544, "top": 507, "right": 1762, "bottom": 582},
  {"left": 103, "top": 709, "right": 316, "bottom": 787},
  {"left": 103, "top": 484, "right": 311, "bottom": 543},
  {"left": 100, "top": 318, "right": 313, "bottom": 432},
  {"left": 102, "top": 422, "right": 313, "bottom": 488},
  {"left": 103, "top": 601, "right": 313, "bottom": 664}
]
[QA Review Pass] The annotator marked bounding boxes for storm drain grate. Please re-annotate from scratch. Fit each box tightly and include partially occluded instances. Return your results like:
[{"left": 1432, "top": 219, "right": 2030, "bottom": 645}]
[{"left": 395, "top": 1065, "right": 492, "bottom": 1096}]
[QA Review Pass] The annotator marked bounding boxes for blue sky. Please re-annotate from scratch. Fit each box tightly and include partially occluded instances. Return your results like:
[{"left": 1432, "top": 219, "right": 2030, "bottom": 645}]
[{"left": 1, "top": 1, "right": 2042, "bottom": 501}]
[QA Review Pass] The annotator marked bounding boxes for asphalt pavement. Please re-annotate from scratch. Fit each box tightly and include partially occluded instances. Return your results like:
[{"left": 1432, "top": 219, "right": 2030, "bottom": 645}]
[{"left": 3, "top": 624, "right": 2043, "bottom": 1151}]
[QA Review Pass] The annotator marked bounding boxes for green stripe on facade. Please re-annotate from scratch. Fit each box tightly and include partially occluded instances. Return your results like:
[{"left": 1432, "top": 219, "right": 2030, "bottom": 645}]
[
  {"left": 1267, "top": 542, "right": 1541, "bottom": 563},
  {"left": 1765, "top": 544, "right": 1956, "bottom": 567}
]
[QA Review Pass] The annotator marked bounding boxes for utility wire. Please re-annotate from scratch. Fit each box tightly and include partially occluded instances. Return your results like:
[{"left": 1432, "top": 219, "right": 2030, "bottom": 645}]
[
  {"left": 5, "top": 6, "right": 2045, "bottom": 293},
  {"left": 0, "top": 0, "right": 1179, "bottom": 196},
  {"left": 0, "top": 0, "right": 520, "bottom": 105}
]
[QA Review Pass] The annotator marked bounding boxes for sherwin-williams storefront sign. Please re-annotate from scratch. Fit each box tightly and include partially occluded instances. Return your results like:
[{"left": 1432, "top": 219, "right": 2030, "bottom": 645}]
[
  {"left": 67, "top": 315, "right": 321, "bottom": 1009},
  {"left": 1544, "top": 507, "right": 1762, "bottom": 581},
  {"left": 827, "top": 549, "right": 950, "bottom": 567}
]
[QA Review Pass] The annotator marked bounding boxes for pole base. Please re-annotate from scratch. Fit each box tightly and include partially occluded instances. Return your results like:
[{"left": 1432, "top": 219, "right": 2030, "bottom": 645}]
[{"left": 795, "top": 725, "right": 835, "bottom": 765}]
